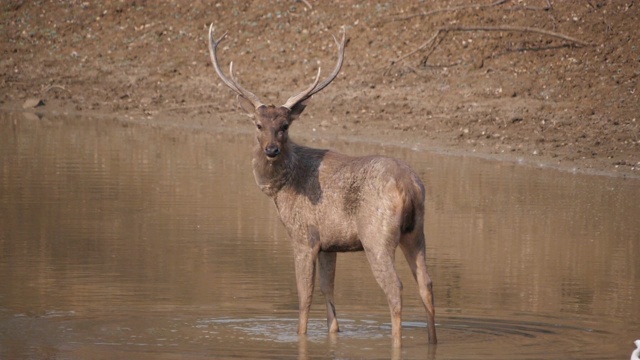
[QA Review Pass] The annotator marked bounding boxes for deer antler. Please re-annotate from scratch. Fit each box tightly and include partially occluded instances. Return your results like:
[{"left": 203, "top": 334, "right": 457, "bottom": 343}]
[
  {"left": 208, "top": 24, "right": 264, "bottom": 109},
  {"left": 282, "top": 27, "right": 347, "bottom": 110}
]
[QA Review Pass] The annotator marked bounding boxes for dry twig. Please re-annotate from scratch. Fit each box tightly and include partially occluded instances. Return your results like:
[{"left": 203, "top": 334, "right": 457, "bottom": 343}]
[
  {"left": 391, "top": 0, "right": 553, "bottom": 21},
  {"left": 442, "top": 25, "right": 589, "bottom": 46},
  {"left": 41, "top": 84, "right": 71, "bottom": 96},
  {"left": 296, "top": 0, "right": 312, "bottom": 10},
  {"left": 392, "top": 0, "right": 510, "bottom": 21},
  {"left": 385, "top": 25, "right": 590, "bottom": 73}
]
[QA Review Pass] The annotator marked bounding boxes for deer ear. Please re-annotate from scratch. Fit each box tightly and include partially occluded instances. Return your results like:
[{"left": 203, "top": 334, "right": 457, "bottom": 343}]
[
  {"left": 237, "top": 95, "right": 257, "bottom": 117},
  {"left": 288, "top": 101, "right": 308, "bottom": 121}
]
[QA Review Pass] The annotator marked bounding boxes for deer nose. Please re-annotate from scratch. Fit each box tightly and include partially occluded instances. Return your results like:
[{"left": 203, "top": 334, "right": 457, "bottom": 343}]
[{"left": 264, "top": 145, "right": 280, "bottom": 158}]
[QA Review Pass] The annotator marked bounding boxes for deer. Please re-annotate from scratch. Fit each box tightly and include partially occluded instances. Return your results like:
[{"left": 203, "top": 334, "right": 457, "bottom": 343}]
[{"left": 207, "top": 24, "right": 437, "bottom": 347}]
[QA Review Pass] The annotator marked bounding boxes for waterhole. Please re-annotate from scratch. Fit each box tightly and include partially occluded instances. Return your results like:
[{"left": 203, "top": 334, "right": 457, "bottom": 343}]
[{"left": 1, "top": 113, "right": 638, "bottom": 359}]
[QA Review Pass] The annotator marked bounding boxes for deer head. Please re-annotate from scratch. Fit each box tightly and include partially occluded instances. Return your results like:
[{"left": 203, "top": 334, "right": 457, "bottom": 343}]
[{"left": 208, "top": 24, "right": 346, "bottom": 160}]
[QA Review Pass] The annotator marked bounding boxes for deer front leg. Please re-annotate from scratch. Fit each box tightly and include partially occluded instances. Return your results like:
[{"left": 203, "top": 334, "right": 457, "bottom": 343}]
[
  {"left": 318, "top": 251, "right": 340, "bottom": 333},
  {"left": 294, "top": 239, "right": 317, "bottom": 334}
]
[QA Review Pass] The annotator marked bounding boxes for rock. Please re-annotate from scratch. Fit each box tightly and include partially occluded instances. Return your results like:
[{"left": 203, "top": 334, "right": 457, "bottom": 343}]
[{"left": 22, "top": 98, "right": 45, "bottom": 109}]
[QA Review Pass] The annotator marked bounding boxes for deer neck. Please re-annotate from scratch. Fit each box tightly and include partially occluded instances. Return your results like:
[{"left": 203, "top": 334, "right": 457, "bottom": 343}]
[{"left": 251, "top": 143, "right": 297, "bottom": 197}]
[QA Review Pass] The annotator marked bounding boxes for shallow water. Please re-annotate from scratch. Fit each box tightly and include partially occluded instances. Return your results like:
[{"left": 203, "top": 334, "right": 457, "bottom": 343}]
[{"left": 1, "top": 112, "right": 638, "bottom": 359}]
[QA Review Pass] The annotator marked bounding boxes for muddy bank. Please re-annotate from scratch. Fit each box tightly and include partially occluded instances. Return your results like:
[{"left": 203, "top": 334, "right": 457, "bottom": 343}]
[{"left": 1, "top": 1, "right": 638, "bottom": 177}]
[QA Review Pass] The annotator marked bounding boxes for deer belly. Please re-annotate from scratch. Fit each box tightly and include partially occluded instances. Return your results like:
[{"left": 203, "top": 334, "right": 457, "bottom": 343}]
[
  {"left": 321, "top": 241, "right": 364, "bottom": 252},
  {"left": 319, "top": 229, "right": 363, "bottom": 252}
]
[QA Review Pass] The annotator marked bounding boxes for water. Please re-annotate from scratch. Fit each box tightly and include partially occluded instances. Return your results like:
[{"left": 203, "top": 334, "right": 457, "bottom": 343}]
[{"left": 1, "top": 112, "right": 638, "bottom": 359}]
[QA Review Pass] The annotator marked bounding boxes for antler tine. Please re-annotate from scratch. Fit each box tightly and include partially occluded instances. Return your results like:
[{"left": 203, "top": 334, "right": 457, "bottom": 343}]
[
  {"left": 310, "top": 27, "right": 347, "bottom": 96},
  {"left": 229, "top": 62, "right": 267, "bottom": 108},
  {"left": 282, "top": 27, "right": 347, "bottom": 109},
  {"left": 282, "top": 67, "right": 322, "bottom": 110},
  {"left": 208, "top": 24, "right": 264, "bottom": 108}
]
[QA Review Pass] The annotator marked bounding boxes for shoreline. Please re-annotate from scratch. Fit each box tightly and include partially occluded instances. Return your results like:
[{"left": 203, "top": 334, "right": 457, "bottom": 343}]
[{"left": 7, "top": 104, "right": 639, "bottom": 181}]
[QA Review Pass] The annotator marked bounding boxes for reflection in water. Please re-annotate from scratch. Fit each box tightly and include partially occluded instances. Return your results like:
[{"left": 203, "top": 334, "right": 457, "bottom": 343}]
[{"left": 0, "top": 112, "right": 638, "bottom": 359}]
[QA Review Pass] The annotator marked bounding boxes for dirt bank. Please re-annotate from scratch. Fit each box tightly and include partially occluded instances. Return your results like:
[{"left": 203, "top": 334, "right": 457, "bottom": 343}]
[{"left": 2, "top": 0, "right": 638, "bottom": 177}]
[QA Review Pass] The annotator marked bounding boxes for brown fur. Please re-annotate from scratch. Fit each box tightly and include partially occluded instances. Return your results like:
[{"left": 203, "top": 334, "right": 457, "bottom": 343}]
[{"left": 247, "top": 105, "right": 437, "bottom": 346}]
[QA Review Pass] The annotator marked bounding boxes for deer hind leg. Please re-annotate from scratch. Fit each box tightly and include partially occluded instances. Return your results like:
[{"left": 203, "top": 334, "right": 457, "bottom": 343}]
[
  {"left": 318, "top": 251, "right": 340, "bottom": 333},
  {"left": 400, "top": 231, "right": 437, "bottom": 344},
  {"left": 363, "top": 241, "right": 403, "bottom": 347}
]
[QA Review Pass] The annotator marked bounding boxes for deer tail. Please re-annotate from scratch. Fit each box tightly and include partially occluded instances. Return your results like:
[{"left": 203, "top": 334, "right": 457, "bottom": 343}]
[{"left": 400, "top": 178, "right": 424, "bottom": 234}]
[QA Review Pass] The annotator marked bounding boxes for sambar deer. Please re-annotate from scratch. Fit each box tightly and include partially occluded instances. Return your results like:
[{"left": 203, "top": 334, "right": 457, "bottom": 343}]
[{"left": 208, "top": 24, "right": 437, "bottom": 346}]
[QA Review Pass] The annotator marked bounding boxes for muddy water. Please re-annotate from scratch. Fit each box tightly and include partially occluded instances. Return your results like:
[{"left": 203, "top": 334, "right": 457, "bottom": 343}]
[{"left": 0, "top": 112, "right": 638, "bottom": 359}]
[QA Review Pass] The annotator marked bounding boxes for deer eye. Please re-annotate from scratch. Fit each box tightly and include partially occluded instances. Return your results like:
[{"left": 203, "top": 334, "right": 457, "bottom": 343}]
[
  {"left": 282, "top": 123, "right": 289, "bottom": 131},
  {"left": 256, "top": 123, "right": 263, "bottom": 130}
]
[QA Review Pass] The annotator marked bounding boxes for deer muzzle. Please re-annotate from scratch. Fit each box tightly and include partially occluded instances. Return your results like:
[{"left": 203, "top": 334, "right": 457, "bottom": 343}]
[{"left": 264, "top": 144, "right": 281, "bottom": 158}]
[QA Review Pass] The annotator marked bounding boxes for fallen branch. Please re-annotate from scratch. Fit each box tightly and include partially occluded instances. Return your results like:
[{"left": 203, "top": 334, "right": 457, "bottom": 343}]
[
  {"left": 513, "top": 0, "right": 553, "bottom": 11},
  {"left": 391, "top": 0, "right": 552, "bottom": 22},
  {"left": 385, "top": 25, "right": 590, "bottom": 73},
  {"left": 391, "top": 0, "right": 510, "bottom": 22},
  {"left": 388, "top": 31, "right": 440, "bottom": 68},
  {"left": 442, "top": 25, "right": 589, "bottom": 46}
]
